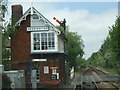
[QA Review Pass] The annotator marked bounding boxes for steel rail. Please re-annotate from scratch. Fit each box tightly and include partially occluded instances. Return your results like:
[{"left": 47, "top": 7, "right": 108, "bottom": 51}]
[
  {"left": 90, "top": 75, "right": 99, "bottom": 90},
  {"left": 81, "top": 67, "right": 100, "bottom": 90},
  {"left": 82, "top": 66, "right": 119, "bottom": 90},
  {"left": 89, "top": 66, "right": 119, "bottom": 89}
]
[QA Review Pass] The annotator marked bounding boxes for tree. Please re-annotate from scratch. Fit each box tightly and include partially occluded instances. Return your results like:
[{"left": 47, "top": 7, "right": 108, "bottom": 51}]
[
  {"left": 56, "top": 26, "right": 84, "bottom": 70},
  {"left": 87, "top": 16, "right": 120, "bottom": 73},
  {"left": 0, "top": 0, "right": 13, "bottom": 70},
  {"left": 76, "top": 57, "right": 86, "bottom": 70},
  {"left": 87, "top": 52, "right": 98, "bottom": 67},
  {"left": 0, "top": 0, "right": 8, "bottom": 64},
  {"left": 108, "top": 16, "right": 120, "bottom": 72},
  {"left": 2, "top": 20, "right": 16, "bottom": 70},
  {"left": 66, "top": 31, "right": 84, "bottom": 70}
]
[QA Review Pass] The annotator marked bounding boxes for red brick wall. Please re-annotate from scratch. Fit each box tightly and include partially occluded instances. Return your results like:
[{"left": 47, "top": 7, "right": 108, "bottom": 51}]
[
  {"left": 11, "top": 8, "right": 66, "bottom": 87},
  {"left": 12, "top": 5, "right": 23, "bottom": 24},
  {"left": 39, "top": 57, "right": 61, "bottom": 86},
  {"left": 31, "top": 54, "right": 64, "bottom": 87},
  {"left": 11, "top": 15, "right": 31, "bottom": 69}
]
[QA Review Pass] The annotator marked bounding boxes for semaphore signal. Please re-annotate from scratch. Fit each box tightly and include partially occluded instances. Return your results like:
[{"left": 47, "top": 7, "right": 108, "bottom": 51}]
[
  {"left": 53, "top": 17, "right": 66, "bottom": 32},
  {"left": 53, "top": 17, "right": 61, "bottom": 25}
]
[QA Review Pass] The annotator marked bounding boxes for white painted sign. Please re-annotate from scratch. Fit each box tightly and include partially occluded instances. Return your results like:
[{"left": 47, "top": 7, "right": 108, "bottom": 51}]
[
  {"left": 0, "top": 64, "right": 4, "bottom": 73},
  {"left": 32, "top": 59, "right": 47, "bottom": 62},
  {"left": 0, "top": 22, "right": 3, "bottom": 27},
  {"left": 27, "top": 26, "right": 48, "bottom": 31},
  {"left": 44, "top": 66, "right": 49, "bottom": 74}
]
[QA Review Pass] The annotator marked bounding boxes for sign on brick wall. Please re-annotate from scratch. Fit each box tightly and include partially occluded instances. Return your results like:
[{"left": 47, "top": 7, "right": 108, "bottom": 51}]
[{"left": 27, "top": 26, "right": 48, "bottom": 31}]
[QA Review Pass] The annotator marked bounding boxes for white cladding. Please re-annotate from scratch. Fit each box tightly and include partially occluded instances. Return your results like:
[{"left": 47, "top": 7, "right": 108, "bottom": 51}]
[
  {"left": 30, "top": 11, "right": 59, "bottom": 53},
  {"left": 16, "top": 7, "right": 64, "bottom": 54},
  {"left": 31, "top": 18, "right": 46, "bottom": 27},
  {"left": 59, "top": 37, "right": 64, "bottom": 53}
]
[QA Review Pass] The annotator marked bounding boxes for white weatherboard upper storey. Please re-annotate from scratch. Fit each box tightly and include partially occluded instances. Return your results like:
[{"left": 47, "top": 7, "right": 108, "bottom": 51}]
[
  {"left": 15, "top": 7, "right": 61, "bottom": 35},
  {"left": 14, "top": 6, "right": 65, "bottom": 53}
]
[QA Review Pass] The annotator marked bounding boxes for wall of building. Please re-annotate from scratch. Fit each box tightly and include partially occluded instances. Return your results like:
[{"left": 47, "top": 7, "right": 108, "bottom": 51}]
[
  {"left": 12, "top": 5, "right": 23, "bottom": 24},
  {"left": 58, "top": 35, "right": 64, "bottom": 53},
  {"left": 11, "top": 15, "right": 31, "bottom": 69},
  {"left": 11, "top": 5, "right": 66, "bottom": 88},
  {"left": 31, "top": 54, "right": 65, "bottom": 87}
]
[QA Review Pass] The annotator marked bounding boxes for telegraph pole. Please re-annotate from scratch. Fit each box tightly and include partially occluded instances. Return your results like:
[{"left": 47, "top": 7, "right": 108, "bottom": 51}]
[
  {"left": 0, "top": 24, "right": 2, "bottom": 65},
  {"left": 0, "top": 1, "right": 3, "bottom": 65},
  {"left": 53, "top": 17, "right": 67, "bottom": 84},
  {"left": 0, "top": 1, "right": 7, "bottom": 89},
  {"left": 0, "top": 1, "right": 3, "bottom": 90},
  {"left": 118, "top": 2, "right": 120, "bottom": 89},
  {"left": 0, "top": 0, "right": 7, "bottom": 65}
]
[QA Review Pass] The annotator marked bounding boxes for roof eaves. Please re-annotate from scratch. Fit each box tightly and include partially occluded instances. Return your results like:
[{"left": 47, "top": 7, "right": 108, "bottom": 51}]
[{"left": 15, "top": 7, "right": 31, "bottom": 26}]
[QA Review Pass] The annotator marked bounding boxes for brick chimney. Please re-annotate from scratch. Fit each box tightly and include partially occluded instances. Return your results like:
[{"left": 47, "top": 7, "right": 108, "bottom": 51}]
[{"left": 12, "top": 5, "right": 23, "bottom": 24}]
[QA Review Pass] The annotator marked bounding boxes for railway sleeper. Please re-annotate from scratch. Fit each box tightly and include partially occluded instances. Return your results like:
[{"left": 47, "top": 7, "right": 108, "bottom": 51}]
[
  {"left": 82, "top": 82, "right": 99, "bottom": 90},
  {"left": 82, "top": 81, "right": 100, "bottom": 85}
]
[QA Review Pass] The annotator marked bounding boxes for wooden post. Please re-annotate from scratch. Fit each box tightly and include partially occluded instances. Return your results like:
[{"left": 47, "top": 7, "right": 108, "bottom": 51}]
[
  {"left": 0, "top": 29, "right": 2, "bottom": 65},
  {"left": 0, "top": 28, "right": 2, "bottom": 90},
  {"left": 117, "top": 2, "right": 120, "bottom": 89}
]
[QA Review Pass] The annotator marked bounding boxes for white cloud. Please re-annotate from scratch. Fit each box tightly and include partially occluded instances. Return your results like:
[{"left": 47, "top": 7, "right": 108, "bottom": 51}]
[
  {"left": 7, "top": 2, "right": 117, "bottom": 59},
  {"left": 42, "top": 7, "right": 117, "bottom": 59},
  {"left": 9, "top": 0, "right": 119, "bottom": 2}
]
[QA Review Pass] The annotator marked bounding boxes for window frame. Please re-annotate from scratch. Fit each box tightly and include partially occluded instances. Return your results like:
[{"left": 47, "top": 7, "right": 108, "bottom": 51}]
[
  {"left": 31, "top": 31, "right": 58, "bottom": 53},
  {"left": 32, "top": 14, "right": 39, "bottom": 20}
]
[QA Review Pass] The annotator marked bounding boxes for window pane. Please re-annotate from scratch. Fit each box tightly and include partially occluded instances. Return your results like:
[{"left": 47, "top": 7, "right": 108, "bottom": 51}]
[
  {"left": 33, "top": 14, "right": 39, "bottom": 19},
  {"left": 33, "top": 33, "right": 40, "bottom": 50},
  {"left": 32, "top": 32, "right": 55, "bottom": 51},
  {"left": 48, "top": 33, "right": 55, "bottom": 50},
  {"left": 41, "top": 33, "right": 48, "bottom": 50}
]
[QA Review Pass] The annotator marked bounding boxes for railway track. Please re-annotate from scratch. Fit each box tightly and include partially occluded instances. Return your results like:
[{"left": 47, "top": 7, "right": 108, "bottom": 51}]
[{"left": 75, "top": 66, "right": 119, "bottom": 90}]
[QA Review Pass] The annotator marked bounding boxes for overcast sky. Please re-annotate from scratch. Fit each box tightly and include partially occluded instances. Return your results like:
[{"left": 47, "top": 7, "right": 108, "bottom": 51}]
[{"left": 7, "top": 1, "right": 118, "bottom": 59}]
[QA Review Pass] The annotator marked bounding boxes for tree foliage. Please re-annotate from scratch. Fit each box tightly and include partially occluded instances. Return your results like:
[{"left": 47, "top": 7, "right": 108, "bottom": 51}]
[
  {"left": 66, "top": 31, "right": 84, "bottom": 69},
  {"left": 1, "top": 0, "right": 15, "bottom": 70},
  {"left": 2, "top": 20, "right": 16, "bottom": 70},
  {"left": 56, "top": 26, "right": 85, "bottom": 70},
  {"left": 87, "top": 16, "right": 120, "bottom": 73},
  {"left": 76, "top": 57, "right": 86, "bottom": 70},
  {"left": 0, "top": 0, "right": 8, "bottom": 65},
  {"left": 0, "top": 0, "right": 7, "bottom": 20}
]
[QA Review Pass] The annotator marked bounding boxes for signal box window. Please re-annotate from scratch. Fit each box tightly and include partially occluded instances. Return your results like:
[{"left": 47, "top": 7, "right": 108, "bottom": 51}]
[{"left": 32, "top": 32, "right": 56, "bottom": 52}]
